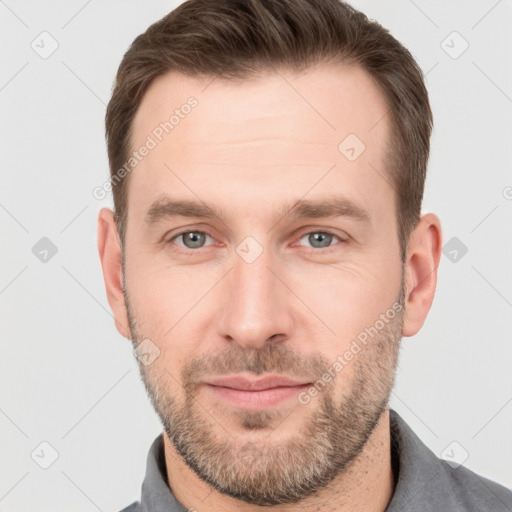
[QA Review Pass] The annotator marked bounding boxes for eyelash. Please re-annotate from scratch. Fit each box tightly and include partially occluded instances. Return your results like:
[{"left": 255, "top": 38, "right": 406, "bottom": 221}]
[{"left": 165, "top": 228, "right": 347, "bottom": 255}]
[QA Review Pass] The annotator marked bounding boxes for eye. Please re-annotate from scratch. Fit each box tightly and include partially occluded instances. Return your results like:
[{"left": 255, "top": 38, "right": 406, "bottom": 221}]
[
  {"left": 166, "top": 228, "right": 346, "bottom": 254},
  {"left": 169, "top": 230, "right": 214, "bottom": 250},
  {"left": 297, "top": 231, "right": 344, "bottom": 251}
]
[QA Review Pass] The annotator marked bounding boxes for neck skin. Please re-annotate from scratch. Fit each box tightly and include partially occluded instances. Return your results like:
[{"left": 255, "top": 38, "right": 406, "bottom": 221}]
[{"left": 163, "top": 409, "right": 395, "bottom": 512}]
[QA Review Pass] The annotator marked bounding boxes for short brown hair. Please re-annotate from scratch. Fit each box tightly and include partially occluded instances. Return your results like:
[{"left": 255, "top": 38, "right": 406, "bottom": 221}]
[{"left": 105, "top": 0, "right": 432, "bottom": 261}]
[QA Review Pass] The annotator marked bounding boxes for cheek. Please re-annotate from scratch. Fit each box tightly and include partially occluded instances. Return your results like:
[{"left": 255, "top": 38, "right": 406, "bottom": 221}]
[
  {"left": 125, "top": 255, "right": 219, "bottom": 369},
  {"left": 125, "top": 256, "right": 198, "bottom": 337},
  {"left": 286, "top": 256, "right": 402, "bottom": 345}
]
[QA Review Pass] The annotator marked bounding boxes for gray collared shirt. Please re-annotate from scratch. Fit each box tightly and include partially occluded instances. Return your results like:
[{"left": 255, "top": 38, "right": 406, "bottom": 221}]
[{"left": 119, "top": 409, "right": 512, "bottom": 511}]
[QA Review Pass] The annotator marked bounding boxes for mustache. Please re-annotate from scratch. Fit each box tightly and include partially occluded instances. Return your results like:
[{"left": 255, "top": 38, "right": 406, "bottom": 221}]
[{"left": 181, "top": 343, "right": 331, "bottom": 389}]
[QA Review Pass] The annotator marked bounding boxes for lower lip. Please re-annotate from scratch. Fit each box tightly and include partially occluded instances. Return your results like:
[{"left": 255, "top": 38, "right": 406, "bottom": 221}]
[{"left": 205, "top": 384, "right": 310, "bottom": 409}]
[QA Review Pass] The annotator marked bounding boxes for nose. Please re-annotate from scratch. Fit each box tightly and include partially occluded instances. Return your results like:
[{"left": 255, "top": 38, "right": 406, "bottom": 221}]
[{"left": 217, "top": 247, "right": 294, "bottom": 350}]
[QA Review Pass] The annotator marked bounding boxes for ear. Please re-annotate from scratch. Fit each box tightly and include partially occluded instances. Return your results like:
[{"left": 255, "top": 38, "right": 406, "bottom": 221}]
[
  {"left": 97, "top": 208, "right": 131, "bottom": 340},
  {"left": 402, "top": 213, "right": 442, "bottom": 337}
]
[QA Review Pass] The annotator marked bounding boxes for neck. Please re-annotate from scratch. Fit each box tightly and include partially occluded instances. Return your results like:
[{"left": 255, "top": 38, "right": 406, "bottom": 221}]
[{"left": 163, "top": 409, "right": 395, "bottom": 512}]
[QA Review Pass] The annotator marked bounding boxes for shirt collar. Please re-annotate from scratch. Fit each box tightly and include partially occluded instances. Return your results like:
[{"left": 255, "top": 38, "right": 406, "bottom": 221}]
[
  {"left": 385, "top": 409, "right": 457, "bottom": 510},
  {"left": 140, "top": 433, "right": 187, "bottom": 512}
]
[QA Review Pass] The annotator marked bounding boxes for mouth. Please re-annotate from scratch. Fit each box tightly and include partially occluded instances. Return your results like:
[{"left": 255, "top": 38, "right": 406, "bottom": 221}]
[{"left": 202, "top": 374, "right": 312, "bottom": 409}]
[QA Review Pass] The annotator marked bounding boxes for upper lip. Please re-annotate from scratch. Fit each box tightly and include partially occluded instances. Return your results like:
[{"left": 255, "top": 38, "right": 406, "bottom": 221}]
[{"left": 204, "top": 375, "right": 311, "bottom": 391}]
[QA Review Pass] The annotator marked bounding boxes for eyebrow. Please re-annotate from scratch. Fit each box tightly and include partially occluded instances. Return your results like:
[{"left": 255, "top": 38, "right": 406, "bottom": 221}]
[{"left": 144, "top": 194, "right": 370, "bottom": 226}]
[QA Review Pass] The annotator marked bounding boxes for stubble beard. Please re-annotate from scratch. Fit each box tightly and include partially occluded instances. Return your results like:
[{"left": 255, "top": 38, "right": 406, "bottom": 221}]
[{"left": 124, "top": 278, "right": 404, "bottom": 506}]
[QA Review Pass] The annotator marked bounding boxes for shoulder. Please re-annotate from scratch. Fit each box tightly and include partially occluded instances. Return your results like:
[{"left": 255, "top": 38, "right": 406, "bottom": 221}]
[
  {"left": 118, "top": 501, "right": 141, "bottom": 512},
  {"left": 443, "top": 462, "right": 512, "bottom": 511},
  {"left": 388, "top": 409, "right": 512, "bottom": 511}
]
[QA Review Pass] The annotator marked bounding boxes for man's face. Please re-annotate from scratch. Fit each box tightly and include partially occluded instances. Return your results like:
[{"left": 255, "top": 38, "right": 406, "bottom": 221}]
[{"left": 122, "top": 63, "right": 404, "bottom": 505}]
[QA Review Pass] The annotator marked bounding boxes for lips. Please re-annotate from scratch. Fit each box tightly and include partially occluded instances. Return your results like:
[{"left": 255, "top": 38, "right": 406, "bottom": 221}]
[{"left": 203, "top": 374, "right": 311, "bottom": 391}]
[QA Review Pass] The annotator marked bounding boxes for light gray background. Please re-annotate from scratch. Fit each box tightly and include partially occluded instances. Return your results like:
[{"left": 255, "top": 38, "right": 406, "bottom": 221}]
[{"left": 1, "top": 1, "right": 511, "bottom": 511}]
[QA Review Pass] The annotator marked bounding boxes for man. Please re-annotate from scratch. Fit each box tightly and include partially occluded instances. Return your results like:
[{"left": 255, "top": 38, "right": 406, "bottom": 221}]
[{"left": 97, "top": 0, "right": 512, "bottom": 510}]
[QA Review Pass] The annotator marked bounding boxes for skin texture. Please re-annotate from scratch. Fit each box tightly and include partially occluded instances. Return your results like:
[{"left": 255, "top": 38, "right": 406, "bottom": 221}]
[{"left": 98, "top": 63, "right": 442, "bottom": 511}]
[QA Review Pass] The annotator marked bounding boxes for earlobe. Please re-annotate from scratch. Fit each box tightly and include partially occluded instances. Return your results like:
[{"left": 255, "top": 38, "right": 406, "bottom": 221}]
[
  {"left": 97, "top": 208, "right": 131, "bottom": 340},
  {"left": 402, "top": 213, "right": 442, "bottom": 337}
]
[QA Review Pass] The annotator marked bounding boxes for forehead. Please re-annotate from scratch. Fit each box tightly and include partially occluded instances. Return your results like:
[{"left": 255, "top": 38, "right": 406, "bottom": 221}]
[{"left": 128, "top": 63, "right": 392, "bottom": 226}]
